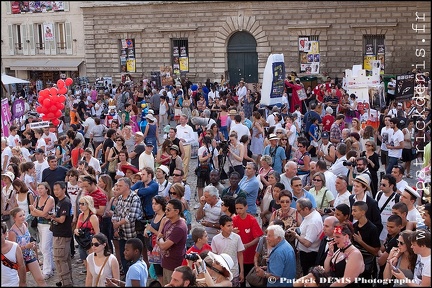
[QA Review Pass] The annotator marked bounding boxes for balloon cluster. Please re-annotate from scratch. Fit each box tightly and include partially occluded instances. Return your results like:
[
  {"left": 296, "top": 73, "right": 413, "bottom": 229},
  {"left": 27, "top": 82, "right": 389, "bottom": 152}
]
[{"left": 36, "top": 78, "right": 73, "bottom": 126}]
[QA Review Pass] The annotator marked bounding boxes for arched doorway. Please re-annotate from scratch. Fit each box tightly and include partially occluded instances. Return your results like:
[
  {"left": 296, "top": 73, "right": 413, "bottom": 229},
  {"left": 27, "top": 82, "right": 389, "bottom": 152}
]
[{"left": 227, "top": 32, "right": 258, "bottom": 88}]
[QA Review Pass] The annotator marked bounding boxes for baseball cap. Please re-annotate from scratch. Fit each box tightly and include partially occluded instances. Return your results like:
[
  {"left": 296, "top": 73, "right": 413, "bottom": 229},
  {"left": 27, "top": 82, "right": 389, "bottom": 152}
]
[
  {"left": 34, "top": 148, "right": 45, "bottom": 154},
  {"left": 321, "top": 131, "right": 329, "bottom": 138}
]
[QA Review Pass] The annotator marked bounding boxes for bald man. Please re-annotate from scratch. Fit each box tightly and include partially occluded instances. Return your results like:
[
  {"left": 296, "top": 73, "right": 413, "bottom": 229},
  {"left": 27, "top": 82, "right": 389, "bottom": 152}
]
[{"left": 315, "top": 216, "right": 339, "bottom": 266}]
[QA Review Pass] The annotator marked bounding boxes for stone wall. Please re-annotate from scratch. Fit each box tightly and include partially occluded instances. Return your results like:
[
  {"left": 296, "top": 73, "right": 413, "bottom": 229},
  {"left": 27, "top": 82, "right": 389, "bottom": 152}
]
[{"left": 81, "top": 1, "right": 431, "bottom": 83}]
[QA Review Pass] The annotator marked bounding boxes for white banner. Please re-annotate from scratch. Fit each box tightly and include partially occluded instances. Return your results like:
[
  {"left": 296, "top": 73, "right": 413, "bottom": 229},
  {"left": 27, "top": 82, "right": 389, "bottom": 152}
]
[{"left": 30, "top": 121, "right": 50, "bottom": 129}]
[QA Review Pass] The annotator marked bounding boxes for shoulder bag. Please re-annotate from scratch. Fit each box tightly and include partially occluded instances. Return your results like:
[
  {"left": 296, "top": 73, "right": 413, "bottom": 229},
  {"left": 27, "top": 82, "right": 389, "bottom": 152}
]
[
  {"left": 108, "top": 147, "right": 119, "bottom": 173},
  {"left": 75, "top": 214, "right": 93, "bottom": 250},
  {"left": 95, "top": 256, "right": 110, "bottom": 286},
  {"left": 1, "top": 192, "right": 13, "bottom": 222}
]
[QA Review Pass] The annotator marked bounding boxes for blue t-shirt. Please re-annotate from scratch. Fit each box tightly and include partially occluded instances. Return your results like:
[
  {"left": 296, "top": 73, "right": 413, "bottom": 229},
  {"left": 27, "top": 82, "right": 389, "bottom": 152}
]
[
  {"left": 308, "top": 123, "right": 319, "bottom": 142},
  {"left": 268, "top": 239, "right": 296, "bottom": 287},
  {"left": 125, "top": 260, "right": 148, "bottom": 287},
  {"left": 263, "top": 145, "right": 286, "bottom": 174},
  {"left": 239, "top": 175, "right": 260, "bottom": 215}
]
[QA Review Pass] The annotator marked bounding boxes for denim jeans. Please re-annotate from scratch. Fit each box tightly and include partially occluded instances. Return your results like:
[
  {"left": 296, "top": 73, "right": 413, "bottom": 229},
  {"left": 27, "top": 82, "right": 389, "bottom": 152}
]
[{"left": 386, "top": 156, "right": 399, "bottom": 174}]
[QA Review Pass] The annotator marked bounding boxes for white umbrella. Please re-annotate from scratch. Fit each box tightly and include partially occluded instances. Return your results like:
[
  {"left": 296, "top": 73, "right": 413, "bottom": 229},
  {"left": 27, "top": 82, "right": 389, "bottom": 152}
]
[{"left": 1, "top": 74, "right": 30, "bottom": 85}]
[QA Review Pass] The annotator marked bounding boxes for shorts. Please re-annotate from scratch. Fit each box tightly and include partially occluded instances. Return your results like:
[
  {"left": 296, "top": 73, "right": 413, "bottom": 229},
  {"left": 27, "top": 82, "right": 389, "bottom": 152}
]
[
  {"left": 197, "top": 175, "right": 210, "bottom": 188},
  {"left": 153, "top": 109, "right": 159, "bottom": 116},
  {"left": 381, "top": 150, "right": 388, "bottom": 165},
  {"left": 153, "top": 264, "right": 163, "bottom": 276},
  {"left": 402, "top": 148, "right": 415, "bottom": 162}
]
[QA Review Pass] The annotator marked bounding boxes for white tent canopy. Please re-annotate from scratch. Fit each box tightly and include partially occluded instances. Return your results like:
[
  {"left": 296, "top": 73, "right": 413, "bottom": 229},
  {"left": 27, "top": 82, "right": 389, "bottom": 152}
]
[{"left": 1, "top": 74, "right": 30, "bottom": 85}]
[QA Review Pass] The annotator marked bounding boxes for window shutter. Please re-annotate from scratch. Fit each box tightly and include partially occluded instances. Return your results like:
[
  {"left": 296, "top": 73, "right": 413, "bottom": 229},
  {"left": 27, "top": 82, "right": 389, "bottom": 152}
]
[
  {"left": 22, "top": 24, "right": 29, "bottom": 55},
  {"left": 63, "top": 1, "right": 70, "bottom": 11},
  {"left": 44, "top": 23, "right": 51, "bottom": 55},
  {"left": 8, "top": 24, "right": 14, "bottom": 55},
  {"left": 6, "top": 2, "right": 11, "bottom": 14},
  {"left": 65, "top": 22, "right": 72, "bottom": 55},
  {"left": 28, "top": 24, "right": 35, "bottom": 55}
]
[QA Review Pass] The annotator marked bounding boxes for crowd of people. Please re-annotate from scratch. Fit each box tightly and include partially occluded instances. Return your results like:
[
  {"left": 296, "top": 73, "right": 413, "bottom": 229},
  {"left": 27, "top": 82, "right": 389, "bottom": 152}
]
[{"left": 1, "top": 70, "right": 431, "bottom": 287}]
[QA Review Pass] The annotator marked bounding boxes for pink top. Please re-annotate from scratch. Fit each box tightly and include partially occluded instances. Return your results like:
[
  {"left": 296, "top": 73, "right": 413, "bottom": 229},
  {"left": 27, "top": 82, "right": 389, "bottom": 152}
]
[{"left": 220, "top": 114, "right": 229, "bottom": 126}]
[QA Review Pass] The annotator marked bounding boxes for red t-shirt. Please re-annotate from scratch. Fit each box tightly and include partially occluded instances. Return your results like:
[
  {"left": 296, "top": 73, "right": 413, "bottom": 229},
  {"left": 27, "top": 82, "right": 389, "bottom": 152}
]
[
  {"left": 232, "top": 214, "right": 264, "bottom": 264},
  {"left": 322, "top": 115, "right": 335, "bottom": 132},
  {"left": 181, "top": 244, "right": 212, "bottom": 266},
  {"left": 71, "top": 147, "right": 83, "bottom": 168},
  {"left": 87, "top": 188, "right": 108, "bottom": 213}
]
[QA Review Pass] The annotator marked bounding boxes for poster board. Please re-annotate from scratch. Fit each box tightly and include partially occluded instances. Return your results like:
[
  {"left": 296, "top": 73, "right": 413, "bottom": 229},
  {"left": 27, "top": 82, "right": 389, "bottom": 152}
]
[{"left": 261, "top": 54, "right": 285, "bottom": 106}]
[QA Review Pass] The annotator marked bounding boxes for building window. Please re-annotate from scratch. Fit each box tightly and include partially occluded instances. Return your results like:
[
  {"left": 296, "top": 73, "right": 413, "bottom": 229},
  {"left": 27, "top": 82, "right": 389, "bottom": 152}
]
[
  {"left": 56, "top": 22, "right": 66, "bottom": 50},
  {"left": 14, "top": 24, "right": 23, "bottom": 52},
  {"left": 298, "top": 36, "right": 320, "bottom": 74},
  {"left": 119, "top": 39, "right": 136, "bottom": 73},
  {"left": 172, "top": 39, "right": 189, "bottom": 77},
  {"left": 363, "top": 35, "right": 385, "bottom": 75},
  {"left": 35, "top": 24, "right": 45, "bottom": 51}
]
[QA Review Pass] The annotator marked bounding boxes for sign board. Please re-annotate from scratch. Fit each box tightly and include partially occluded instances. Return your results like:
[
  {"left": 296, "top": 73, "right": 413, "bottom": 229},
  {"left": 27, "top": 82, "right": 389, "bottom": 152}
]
[
  {"left": 30, "top": 121, "right": 50, "bottom": 129},
  {"left": 261, "top": 54, "right": 285, "bottom": 106}
]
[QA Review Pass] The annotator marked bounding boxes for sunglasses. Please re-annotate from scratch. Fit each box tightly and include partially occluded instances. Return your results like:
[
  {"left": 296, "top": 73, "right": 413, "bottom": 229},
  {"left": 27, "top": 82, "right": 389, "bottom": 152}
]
[
  {"left": 165, "top": 208, "right": 178, "bottom": 212},
  {"left": 116, "top": 140, "right": 124, "bottom": 142},
  {"left": 173, "top": 174, "right": 182, "bottom": 177},
  {"left": 78, "top": 202, "right": 86, "bottom": 206},
  {"left": 92, "top": 242, "right": 102, "bottom": 247},
  {"left": 365, "top": 144, "right": 372, "bottom": 147},
  {"left": 292, "top": 184, "right": 302, "bottom": 187},
  {"left": 169, "top": 192, "right": 178, "bottom": 196},
  {"left": 313, "top": 179, "right": 323, "bottom": 182},
  {"left": 276, "top": 132, "right": 283, "bottom": 134},
  {"left": 380, "top": 183, "right": 387, "bottom": 187},
  {"left": 298, "top": 145, "right": 304, "bottom": 148},
  {"left": 397, "top": 240, "right": 405, "bottom": 245},
  {"left": 281, "top": 139, "right": 288, "bottom": 141},
  {"left": 280, "top": 200, "right": 290, "bottom": 204}
]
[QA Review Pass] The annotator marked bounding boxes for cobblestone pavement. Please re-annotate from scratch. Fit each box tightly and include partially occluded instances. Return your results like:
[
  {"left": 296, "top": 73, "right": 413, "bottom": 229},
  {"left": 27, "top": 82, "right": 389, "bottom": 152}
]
[{"left": 26, "top": 130, "right": 425, "bottom": 286}]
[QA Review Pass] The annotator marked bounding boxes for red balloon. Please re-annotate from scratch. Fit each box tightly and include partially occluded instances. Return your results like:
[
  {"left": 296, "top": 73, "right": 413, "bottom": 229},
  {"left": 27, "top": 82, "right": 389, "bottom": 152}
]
[
  {"left": 47, "top": 113, "right": 55, "bottom": 119},
  {"left": 58, "top": 87, "right": 67, "bottom": 94},
  {"left": 52, "top": 119, "right": 60, "bottom": 126},
  {"left": 65, "top": 78, "right": 73, "bottom": 86},
  {"left": 41, "top": 106, "right": 48, "bottom": 114},
  {"left": 36, "top": 106, "right": 43, "bottom": 113},
  {"left": 43, "top": 98, "right": 51, "bottom": 106},
  {"left": 56, "top": 79, "right": 65, "bottom": 88},
  {"left": 39, "top": 89, "right": 49, "bottom": 97},
  {"left": 42, "top": 115, "right": 50, "bottom": 121},
  {"left": 51, "top": 96, "right": 60, "bottom": 103},
  {"left": 38, "top": 96, "right": 46, "bottom": 104},
  {"left": 54, "top": 110, "right": 62, "bottom": 118},
  {"left": 58, "top": 95, "right": 66, "bottom": 103},
  {"left": 57, "top": 103, "right": 65, "bottom": 110},
  {"left": 49, "top": 105, "right": 58, "bottom": 112},
  {"left": 49, "top": 87, "right": 58, "bottom": 96}
]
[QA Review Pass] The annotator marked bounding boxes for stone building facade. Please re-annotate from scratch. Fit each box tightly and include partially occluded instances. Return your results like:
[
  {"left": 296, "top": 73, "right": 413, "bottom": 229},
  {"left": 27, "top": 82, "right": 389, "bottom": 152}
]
[{"left": 2, "top": 1, "right": 430, "bottom": 86}]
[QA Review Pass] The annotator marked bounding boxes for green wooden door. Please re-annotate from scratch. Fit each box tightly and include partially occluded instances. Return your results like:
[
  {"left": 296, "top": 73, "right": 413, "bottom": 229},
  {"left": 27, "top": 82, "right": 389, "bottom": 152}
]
[{"left": 227, "top": 32, "right": 258, "bottom": 88}]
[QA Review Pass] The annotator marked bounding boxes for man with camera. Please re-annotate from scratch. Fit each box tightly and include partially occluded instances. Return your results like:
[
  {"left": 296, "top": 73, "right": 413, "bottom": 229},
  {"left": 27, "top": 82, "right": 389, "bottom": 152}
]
[{"left": 347, "top": 157, "right": 371, "bottom": 191}]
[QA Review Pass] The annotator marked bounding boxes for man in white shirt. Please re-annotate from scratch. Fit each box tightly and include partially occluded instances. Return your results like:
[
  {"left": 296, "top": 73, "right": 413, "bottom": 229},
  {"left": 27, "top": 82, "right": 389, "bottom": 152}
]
[
  {"left": 385, "top": 118, "right": 404, "bottom": 174},
  {"left": 375, "top": 174, "right": 400, "bottom": 242},
  {"left": 391, "top": 165, "right": 408, "bottom": 195},
  {"left": 33, "top": 149, "right": 49, "bottom": 184},
  {"left": 138, "top": 142, "right": 155, "bottom": 171},
  {"left": 378, "top": 115, "right": 393, "bottom": 172},
  {"left": 329, "top": 143, "right": 348, "bottom": 177},
  {"left": 316, "top": 160, "right": 337, "bottom": 198},
  {"left": 229, "top": 114, "right": 250, "bottom": 141},
  {"left": 176, "top": 114, "right": 195, "bottom": 181},
  {"left": 236, "top": 80, "right": 247, "bottom": 107},
  {"left": 207, "top": 86, "right": 219, "bottom": 105},
  {"left": 83, "top": 147, "right": 101, "bottom": 176},
  {"left": 289, "top": 198, "right": 323, "bottom": 276},
  {"left": 333, "top": 175, "right": 351, "bottom": 207},
  {"left": 1, "top": 137, "right": 12, "bottom": 172},
  {"left": 266, "top": 106, "right": 280, "bottom": 128},
  {"left": 42, "top": 127, "right": 57, "bottom": 156},
  {"left": 82, "top": 112, "right": 96, "bottom": 149},
  {"left": 280, "top": 161, "right": 298, "bottom": 193},
  {"left": 400, "top": 186, "right": 422, "bottom": 223}
]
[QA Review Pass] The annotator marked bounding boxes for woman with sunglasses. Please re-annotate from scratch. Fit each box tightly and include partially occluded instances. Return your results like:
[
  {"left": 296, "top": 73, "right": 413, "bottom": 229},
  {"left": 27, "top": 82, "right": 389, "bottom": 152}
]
[
  {"left": 270, "top": 190, "right": 302, "bottom": 248},
  {"left": 360, "top": 140, "right": 380, "bottom": 197},
  {"left": 167, "top": 183, "right": 191, "bottom": 232},
  {"left": 74, "top": 195, "right": 100, "bottom": 274},
  {"left": 145, "top": 195, "right": 167, "bottom": 285},
  {"left": 227, "top": 131, "right": 245, "bottom": 178},
  {"left": 294, "top": 137, "right": 311, "bottom": 176},
  {"left": 383, "top": 230, "right": 416, "bottom": 286},
  {"left": 86, "top": 233, "right": 120, "bottom": 287},
  {"left": 309, "top": 172, "right": 334, "bottom": 217},
  {"left": 107, "top": 135, "right": 126, "bottom": 182}
]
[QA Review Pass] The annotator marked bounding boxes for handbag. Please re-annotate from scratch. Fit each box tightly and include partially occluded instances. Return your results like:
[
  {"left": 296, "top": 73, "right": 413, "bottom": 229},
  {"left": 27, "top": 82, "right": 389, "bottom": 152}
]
[
  {"left": 74, "top": 214, "right": 92, "bottom": 250},
  {"left": 246, "top": 267, "right": 266, "bottom": 287},
  {"left": 30, "top": 216, "right": 38, "bottom": 228},
  {"left": 108, "top": 147, "right": 119, "bottom": 173},
  {"left": 95, "top": 256, "right": 110, "bottom": 286},
  {"left": 1, "top": 191, "right": 14, "bottom": 222}
]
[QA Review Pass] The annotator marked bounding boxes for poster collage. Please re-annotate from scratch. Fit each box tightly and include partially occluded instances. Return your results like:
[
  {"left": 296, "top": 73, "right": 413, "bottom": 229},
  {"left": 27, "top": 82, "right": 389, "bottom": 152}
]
[
  {"left": 299, "top": 37, "right": 320, "bottom": 74},
  {"left": 364, "top": 43, "right": 385, "bottom": 75},
  {"left": 11, "top": 1, "right": 65, "bottom": 14},
  {"left": 172, "top": 45, "right": 189, "bottom": 76},
  {"left": 120, "top": 39, "right": 136, "bottom": 73}
]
